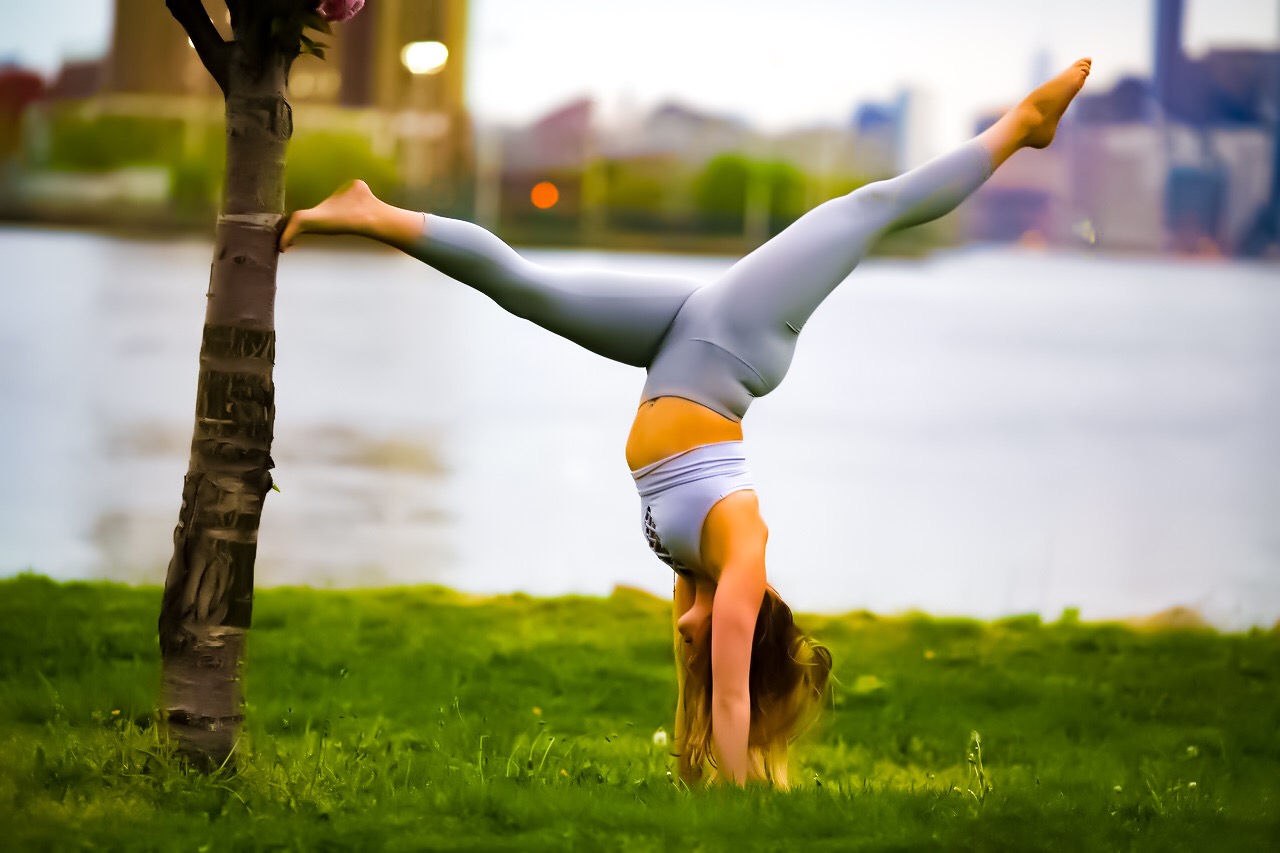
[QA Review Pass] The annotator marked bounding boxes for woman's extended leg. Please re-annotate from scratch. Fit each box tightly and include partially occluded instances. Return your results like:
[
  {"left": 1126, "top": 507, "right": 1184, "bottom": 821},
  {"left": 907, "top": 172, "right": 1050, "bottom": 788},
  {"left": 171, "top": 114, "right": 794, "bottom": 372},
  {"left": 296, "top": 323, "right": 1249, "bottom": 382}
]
[
  {"left": 280, "top": 184, "right": 702, "bottom": 368},
  {"left": 707, "top": 59, "right": 1092, "bottom": 336}
]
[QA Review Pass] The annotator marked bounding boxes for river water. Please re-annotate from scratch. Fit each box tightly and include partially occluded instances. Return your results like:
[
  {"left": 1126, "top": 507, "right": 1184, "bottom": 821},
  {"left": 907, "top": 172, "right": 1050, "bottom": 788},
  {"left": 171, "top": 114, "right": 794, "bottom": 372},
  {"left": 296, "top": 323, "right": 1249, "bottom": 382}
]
[{"left": 2, "top": 226, "right": 1278, "bottom": 628}]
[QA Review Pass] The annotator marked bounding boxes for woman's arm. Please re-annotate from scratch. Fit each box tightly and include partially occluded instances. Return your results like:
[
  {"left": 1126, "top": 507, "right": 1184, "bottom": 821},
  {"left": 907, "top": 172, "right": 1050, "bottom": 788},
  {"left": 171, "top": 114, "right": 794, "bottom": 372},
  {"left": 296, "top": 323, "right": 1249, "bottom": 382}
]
[
  {"left": 702, "top": 491, "right": 769, "bottom": 786},
  {"left": 710, "top": 558, "right": 766, "bottom": 785},
  {"left": 672, "top": 573, "right": 697, "bottom": 783}
]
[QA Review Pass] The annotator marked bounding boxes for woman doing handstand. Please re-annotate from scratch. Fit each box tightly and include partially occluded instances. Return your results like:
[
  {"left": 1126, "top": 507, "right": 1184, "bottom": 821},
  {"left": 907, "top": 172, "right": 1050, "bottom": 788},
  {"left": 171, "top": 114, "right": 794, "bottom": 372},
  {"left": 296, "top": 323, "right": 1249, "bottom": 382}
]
[{"left": 281, "top": 59, "right": 1092, "bottom": 788}]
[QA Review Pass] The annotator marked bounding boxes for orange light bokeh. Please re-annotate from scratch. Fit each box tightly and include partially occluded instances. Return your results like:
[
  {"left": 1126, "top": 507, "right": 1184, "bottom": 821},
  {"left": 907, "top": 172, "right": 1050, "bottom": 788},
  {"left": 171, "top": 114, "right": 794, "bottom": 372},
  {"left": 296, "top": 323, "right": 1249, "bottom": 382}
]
[{"left": 530, "top": 181, "right": 559, "bottom": 209}]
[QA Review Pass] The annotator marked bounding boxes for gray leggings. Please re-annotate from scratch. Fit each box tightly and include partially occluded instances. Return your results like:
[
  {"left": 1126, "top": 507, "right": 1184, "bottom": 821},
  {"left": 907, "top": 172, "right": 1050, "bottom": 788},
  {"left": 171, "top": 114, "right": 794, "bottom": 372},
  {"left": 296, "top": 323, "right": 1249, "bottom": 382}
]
[{"left": 409, "top": 140, "right": 993, "bottom": 420}]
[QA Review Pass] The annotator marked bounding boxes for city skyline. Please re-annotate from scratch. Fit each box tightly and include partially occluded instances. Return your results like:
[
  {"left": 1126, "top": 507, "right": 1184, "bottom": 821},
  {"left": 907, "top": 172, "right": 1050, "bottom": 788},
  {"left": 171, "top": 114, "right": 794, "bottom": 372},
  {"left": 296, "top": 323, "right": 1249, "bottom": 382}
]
[{"left": 5, "top": 0, "right": 1279, "bottom": 152}]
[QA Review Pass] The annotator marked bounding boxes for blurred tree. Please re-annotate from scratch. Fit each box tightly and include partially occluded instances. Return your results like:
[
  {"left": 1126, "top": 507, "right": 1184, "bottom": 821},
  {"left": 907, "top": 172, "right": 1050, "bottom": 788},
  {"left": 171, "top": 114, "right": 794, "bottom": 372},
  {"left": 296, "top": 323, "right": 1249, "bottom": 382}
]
[
  {"left": 763, "top": 160, "right": 807, "bottom": 234},
  {"left": 46, "top": 114, "right": 186, "bottom": 171},
  {"left": 693, "top": 155, "right": 809, "bottom": 239},
  {"left": 159, "top": 0, "right": 363, "bottom": 768},
  {"left": 286, "top": 130, "right": 396, "bottom": 211},
  {"left": 692, "top": 153, "right": 750, "bottom": 235},
  {"left": 603, "top": 157, "right": 681, "bottom": 233}
]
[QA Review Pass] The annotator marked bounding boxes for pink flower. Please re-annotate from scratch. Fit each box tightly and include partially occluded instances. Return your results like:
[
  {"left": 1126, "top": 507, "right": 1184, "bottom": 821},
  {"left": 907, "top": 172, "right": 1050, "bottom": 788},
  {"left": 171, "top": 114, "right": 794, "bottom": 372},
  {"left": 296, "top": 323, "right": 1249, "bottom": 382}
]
[{"left": 318, "top": 0, "right": 365, "bottom": 22}]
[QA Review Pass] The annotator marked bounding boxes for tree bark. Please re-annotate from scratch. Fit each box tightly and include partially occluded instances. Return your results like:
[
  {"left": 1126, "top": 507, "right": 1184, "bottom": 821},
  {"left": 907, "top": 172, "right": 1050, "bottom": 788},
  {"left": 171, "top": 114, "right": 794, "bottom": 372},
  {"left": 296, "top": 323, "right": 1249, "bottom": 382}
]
[{"left": 159, "top": 4, "right": 292, "bottom": 768}]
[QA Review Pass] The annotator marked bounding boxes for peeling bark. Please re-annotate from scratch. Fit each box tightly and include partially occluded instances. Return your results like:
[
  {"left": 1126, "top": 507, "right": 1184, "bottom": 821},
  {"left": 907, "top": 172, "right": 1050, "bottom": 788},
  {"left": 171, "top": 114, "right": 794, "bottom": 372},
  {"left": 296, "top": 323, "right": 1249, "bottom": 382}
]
[{"left": 159, "top": 5, "right": 294, "bottom": 767}]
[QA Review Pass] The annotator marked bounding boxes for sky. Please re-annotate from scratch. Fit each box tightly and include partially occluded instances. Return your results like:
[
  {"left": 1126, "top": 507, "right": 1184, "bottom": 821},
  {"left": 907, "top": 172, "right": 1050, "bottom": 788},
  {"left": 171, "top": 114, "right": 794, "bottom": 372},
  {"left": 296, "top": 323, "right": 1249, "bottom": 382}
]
[{"left": 4, "top": 0, "right": 1279, "bottom": 150}]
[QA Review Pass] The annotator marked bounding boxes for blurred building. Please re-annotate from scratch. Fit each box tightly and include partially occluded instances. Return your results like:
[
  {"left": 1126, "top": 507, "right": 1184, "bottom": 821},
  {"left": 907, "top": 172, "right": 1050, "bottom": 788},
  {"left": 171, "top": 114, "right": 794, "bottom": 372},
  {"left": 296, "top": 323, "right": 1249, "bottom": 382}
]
[
  {"left": 896, "top": 88, "right": 937, "bottom": 170},
  {"left": 770, "top": 125, "right": 862, "bottom": 209},
  {"left": 634, "top": 102, "right": 752, "bottom": 165},
  {"left": 968, "top": 0, "right": 1280, "bottom": 256},
  {"left": 459, "top": 95, "right": 757, "bottom": 178},
  {"left": 848, "top": 88, "right": 935, "bottom": 177},
  {"left": 358, "top": 0, "right": 472, "bottom": 199},
  {"left": 46, "top": 60, "right": 107, "bottom": 101},
  {"left": 1152, "top": 0, "right": 1280, "bottom": 254},
  {"left": 772, "top": 125, "right": 862, "bottom": 176},
  {"left": 8, "top": 0, "right": 471, "bottom": 219},
  {"left": 850, "top": 101, "right": 899, "bottom": 177},
  {"left": 1068, "top": 118, "right": 1168, "bottom": 251},
  {"left": 966, "top": 106, "right": 1075, "bottom": 245},
  {"left": 0, "top": 66, "right": 46, "bottom": 162},
  {"left": 103, "top": 0, "right": 222, "bottom": 97},
  {"left": 101, "top": 0, "right": 468, "bottom": 116},
  {"left": 492, "top": 98, "right": 596, "bottom": 225},
  {"left": 503, "top": 98, "right": 595, "bottom": 173}
]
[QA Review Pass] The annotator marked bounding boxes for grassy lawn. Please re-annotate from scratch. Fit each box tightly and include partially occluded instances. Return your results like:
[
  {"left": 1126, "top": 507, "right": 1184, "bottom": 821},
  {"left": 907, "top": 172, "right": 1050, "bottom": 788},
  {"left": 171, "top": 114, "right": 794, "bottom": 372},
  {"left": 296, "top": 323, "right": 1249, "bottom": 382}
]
[{"left": 0, "top": 573, "right": 1277, "bottom": 851}]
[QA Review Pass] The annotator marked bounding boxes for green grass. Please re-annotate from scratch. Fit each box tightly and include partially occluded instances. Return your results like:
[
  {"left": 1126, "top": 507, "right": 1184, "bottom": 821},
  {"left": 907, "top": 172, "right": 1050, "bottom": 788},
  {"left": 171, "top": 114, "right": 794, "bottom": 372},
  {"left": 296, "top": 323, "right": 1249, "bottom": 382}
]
[{"left": 1, "top": 573, "right": 1277, "bottom": 851}]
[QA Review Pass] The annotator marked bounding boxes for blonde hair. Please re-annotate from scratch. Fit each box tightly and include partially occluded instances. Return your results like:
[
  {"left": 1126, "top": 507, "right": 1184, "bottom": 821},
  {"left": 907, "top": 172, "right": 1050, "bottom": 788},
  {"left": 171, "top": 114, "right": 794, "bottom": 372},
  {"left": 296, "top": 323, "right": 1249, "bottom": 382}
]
[{"left": 676, "top": 587, "right": 832, "bottom": 788}]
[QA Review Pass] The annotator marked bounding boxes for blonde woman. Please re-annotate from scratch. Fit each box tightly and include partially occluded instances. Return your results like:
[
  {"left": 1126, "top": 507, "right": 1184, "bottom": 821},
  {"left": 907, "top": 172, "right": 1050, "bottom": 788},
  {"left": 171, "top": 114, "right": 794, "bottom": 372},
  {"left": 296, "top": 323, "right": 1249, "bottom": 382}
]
[{"left": 281, "top": 59, "right": 1091, "bottom": 786}]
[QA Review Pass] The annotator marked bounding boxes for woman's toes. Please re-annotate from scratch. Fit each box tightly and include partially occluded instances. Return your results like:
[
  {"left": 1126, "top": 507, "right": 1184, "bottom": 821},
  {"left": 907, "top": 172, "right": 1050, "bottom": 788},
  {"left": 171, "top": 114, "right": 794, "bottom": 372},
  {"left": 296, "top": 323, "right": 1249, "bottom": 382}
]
[{"left": 279, "top": 212, "right": 305, "bottom": 252}]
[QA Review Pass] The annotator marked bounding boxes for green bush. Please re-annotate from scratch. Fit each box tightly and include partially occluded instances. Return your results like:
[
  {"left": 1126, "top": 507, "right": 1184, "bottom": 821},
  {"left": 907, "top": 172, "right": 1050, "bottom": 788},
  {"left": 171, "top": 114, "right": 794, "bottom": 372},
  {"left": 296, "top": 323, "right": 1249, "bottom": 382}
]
[
  {"left": 692, "top": 155, "right": 810, "bottom": 236},
  {"left": 603, "top": 159, "right": 680, "bottom": 231},
  {"left": 47, "top": 113, "right": 187, "bottom": 172},
  {"left": 761, "top": 159, "right": 807, "bottom": 231},
  {"left": 692, "top": 153, "right": 751, "bottom": 233},
  {"left": 285, "top": 130, "right": 397, "bottom": 211},
  {"left": 170, "top": 158, "right": 222, "bottom": 217}
]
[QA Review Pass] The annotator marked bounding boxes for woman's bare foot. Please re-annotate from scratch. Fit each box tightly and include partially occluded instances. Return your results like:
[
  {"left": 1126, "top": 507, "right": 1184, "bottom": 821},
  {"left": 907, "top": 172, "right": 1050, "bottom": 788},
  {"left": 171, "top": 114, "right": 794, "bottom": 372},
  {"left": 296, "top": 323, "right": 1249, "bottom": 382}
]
[
  {"left": 1015, "top": 58, "right": 1092, "bottom": 149},
  {"left": 279, "top": 179, "right": 381, "bottom": 252}
]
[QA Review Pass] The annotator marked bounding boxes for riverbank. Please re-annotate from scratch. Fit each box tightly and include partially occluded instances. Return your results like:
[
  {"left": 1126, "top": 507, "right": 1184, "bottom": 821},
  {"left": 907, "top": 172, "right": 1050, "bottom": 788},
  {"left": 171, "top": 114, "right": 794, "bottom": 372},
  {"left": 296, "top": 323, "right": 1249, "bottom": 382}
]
[
  {"left": 1, "top": 574, "right": 1276, "bottom": 850},
  {"left": 0, "top": 207, "right": 950, "bottom": 257}
]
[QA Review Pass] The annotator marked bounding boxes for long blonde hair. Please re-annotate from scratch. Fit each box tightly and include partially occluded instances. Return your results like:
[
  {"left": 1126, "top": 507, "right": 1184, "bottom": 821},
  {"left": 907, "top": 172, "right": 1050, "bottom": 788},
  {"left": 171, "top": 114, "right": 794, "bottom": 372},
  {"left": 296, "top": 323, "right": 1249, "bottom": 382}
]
[{"left": 676, "top": 587, "right": 832, "bottom": 787}]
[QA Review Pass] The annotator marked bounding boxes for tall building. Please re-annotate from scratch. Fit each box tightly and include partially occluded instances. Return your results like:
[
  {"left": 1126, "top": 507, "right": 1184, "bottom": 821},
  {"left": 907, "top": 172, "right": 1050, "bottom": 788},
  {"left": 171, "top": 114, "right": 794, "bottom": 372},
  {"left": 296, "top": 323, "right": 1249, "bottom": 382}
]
[
  {"left": 93, "top": 1, "right": 471, "bottom": 198},
  {"left": 285, "top": 0, "right": 472, "bottom": 194},
  {"left": 850, "top": 101, "right": 899, "bottom": 176},
  {"left": 969, "top": 0, "right": 1279, "bottom": 254},
  {"left": 848, "top": 88, "right": 935, "bottom": 175},
  {"left": 0, "top": 66, "right": 45, "bottom": 160},
  {"left": 103, "top": 0, "right": 468, "bottom": 116},
  {"left": 503, "top": 98, "right": 595, "bottom": 172},
  {"left": 1151, "top": 0, "right": 1280, "bottom": 253},
  {"left": 103, "top": 0, "right": 226, "bottom": 98},
  {"left": 290, "top": 0, "right": 468, "bottom": 118},
  {"left": 1153, "top": 0, "right": 1185, "bottom": 113},
  {"left": 634, "top": 102, "right": 750, "bottom": 165},
  {"left": 895, "top": 88, "right": 936, "bottom": 171}
]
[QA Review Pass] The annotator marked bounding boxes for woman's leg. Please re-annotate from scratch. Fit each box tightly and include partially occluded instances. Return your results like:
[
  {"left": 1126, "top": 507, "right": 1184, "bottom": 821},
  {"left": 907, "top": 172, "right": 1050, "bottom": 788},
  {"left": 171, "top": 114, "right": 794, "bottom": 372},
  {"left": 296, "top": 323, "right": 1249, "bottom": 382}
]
[
  {"left": 708, "top": 58, "right": 1092, "bottom": 335},
  {"left": 280, "top": 184, "right": 702, "bottom": 368}
]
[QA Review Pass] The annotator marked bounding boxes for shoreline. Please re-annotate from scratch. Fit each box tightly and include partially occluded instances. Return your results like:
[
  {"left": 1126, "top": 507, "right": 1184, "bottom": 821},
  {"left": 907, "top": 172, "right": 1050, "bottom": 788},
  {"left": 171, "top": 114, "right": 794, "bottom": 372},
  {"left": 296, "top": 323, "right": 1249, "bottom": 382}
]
[
  {"left": 5, "top": 572, "right": 1275, "bottom": 635},
  {"left": 7, "top": 214, "right": 1267, "bottom": 264}
]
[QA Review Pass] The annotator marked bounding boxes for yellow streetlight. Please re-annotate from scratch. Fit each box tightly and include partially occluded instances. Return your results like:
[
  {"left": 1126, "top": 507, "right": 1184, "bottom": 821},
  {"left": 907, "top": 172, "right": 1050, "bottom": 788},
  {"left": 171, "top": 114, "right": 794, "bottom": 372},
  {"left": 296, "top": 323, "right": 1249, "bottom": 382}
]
[
  {"left": 400, "top": 41, "right": 449, "bottom": 76},
  {"left": 398, "top": 41, "right": 450, "bottom": 192}
]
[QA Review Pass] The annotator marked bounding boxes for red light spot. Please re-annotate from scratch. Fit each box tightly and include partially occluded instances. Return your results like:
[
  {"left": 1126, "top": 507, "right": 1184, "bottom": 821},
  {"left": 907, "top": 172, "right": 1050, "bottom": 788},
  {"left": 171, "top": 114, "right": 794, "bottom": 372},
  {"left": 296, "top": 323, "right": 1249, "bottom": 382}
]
[{"left": 531, "top": 181, "right": 559, "bottom": 209}]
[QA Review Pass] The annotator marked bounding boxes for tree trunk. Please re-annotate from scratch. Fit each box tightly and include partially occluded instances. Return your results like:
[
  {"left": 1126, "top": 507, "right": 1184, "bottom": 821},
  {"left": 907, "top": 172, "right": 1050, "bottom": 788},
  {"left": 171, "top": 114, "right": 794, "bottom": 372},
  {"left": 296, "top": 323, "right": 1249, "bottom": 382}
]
[{"left": 159, "top": 23, "right": 291, "bottom": 767}]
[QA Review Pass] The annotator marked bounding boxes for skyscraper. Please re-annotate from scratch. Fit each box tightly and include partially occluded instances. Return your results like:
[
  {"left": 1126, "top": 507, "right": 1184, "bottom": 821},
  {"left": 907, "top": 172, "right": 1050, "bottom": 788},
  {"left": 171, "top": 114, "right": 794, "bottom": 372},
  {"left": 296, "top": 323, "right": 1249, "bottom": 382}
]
[
  {"left": 103, "top": 0, "right": 225, "bottom": 98},
  {"left": 96, "top": 1, "right": 471, "bottom": 197},
  {"left": 102, "top": 0, "right": 468, "bottom": 116},
  {"left": 1153, "top": 0, "right": 1186, "bottom": 114}
]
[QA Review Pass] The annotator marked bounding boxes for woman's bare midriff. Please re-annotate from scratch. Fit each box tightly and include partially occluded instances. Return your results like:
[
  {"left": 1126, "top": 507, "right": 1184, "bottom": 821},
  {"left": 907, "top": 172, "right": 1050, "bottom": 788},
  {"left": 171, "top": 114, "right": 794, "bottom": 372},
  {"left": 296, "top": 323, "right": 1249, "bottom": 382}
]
[{"left": 625, "top": 396, "right": 744, "bottom": 471}]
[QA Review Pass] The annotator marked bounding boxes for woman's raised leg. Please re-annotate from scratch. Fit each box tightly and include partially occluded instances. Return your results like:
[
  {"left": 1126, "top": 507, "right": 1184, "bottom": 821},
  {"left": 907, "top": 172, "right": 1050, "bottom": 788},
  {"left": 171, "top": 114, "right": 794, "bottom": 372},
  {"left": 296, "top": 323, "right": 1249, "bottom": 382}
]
[
  {"left": 708, "top": 58, "right": 1092, "bottom": 335},
  {"left": 280, "top": 183, "right": 702, "bottom": 368}
]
